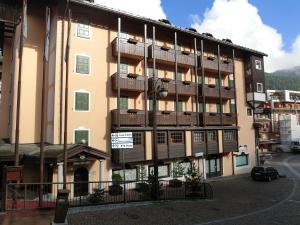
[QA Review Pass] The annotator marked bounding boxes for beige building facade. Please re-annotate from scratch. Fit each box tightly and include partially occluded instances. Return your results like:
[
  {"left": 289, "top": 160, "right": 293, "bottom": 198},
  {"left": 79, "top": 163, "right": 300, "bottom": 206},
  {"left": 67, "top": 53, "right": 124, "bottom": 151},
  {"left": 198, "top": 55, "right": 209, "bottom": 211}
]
[{"left": 0, "top": 0, "right": 266, "bottom": 189}]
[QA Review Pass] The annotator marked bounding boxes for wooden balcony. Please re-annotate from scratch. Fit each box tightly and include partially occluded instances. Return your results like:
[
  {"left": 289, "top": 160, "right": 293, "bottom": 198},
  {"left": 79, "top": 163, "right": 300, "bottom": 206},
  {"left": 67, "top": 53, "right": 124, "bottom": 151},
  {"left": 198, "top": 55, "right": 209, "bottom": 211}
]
[
  {"left": 220, "top": 59, "right": 233, "bottom": 74},
  {"left": 177, "top": 112, "right": 197, "bottom": 126},
  {"left": 220, "top": 86, "right": 235, "bottom": 99},
  {"left": 201, "top": 56, "right": 234, "bottom": 73},
  {"left": 177, "top": 81, "right": 197, "bottom": 96},
  {"left": 111, "top": 109, "right": 145, "bottom": 126},
  {"left": 113, "top": 146, "right": 145, "bottom": 163},
  {"left": 223, "top": 140, "right": 238, "bottom": 153},
  {"left": 169, "top": 144, "right": 186, "bottom": 158},
  {"left": 148, "top": 45, "right": 175, "bottom": 65},
  {"left": 148, "top": 111, "right": 177, "bottom": 126},
  {"left": 222, "top": 113, "right": 237, "bottom": 125},
  {"left": 207, "top": 141, "right": 219, "bottom": 155},
  {"left": 199, "top": 113, "right": 222, "bottom": 125},
  {"left": 199, "top": 84, "right": 219, "bottom": 98},
  {"left": 148, "top": 45, "right": 195, "bottom": 67},
  {"left": 202, "top": 56, "right": 218, "bottom": 72},
  {"left": 177, "top": 50, "right": 196, "bottom": 67},
  {"left": 111, "top": 73, "right": 145, "bottom": 93},
  {"left": 148, "top": 78, "right": 197, "bottom": 97},
  {"left": 112, "top": 38, "right": 145, "bottom": 60}
]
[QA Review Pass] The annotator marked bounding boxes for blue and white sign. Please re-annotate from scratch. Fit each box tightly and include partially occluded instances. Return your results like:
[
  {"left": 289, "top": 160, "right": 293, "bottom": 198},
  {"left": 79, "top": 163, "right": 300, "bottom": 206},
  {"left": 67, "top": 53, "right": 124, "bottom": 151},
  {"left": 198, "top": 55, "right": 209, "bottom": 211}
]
[{"left": 111, "top": 132, "right": 133, "bottom": 149}]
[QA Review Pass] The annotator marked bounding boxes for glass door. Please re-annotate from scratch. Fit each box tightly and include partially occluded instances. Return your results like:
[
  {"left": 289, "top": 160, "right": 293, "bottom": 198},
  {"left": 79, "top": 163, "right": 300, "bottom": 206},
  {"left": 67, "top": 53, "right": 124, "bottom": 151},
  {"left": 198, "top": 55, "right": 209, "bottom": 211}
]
[{"left": 206, "top": 157, "right": 222, "bottom": 178}]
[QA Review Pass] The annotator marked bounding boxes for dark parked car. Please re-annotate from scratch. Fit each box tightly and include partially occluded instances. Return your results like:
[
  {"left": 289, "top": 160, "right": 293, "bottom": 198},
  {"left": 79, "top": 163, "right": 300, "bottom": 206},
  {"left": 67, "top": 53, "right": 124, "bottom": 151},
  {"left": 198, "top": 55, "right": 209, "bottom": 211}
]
[
  {"left": 291, "top": 141, "right": 300, "bottom": 153},
  {"left": 251, "top": 166, "right": 279, "bottom": 181}
]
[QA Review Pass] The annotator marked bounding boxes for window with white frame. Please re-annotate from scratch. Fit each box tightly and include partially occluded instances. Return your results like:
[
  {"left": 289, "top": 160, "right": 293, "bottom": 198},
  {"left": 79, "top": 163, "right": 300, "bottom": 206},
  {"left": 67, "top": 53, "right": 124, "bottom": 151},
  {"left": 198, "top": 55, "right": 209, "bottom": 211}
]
[
  {"left": 120, "top": 32, "right": 128, "bottom": 39},
  {"left": 255, "top": 60, "right": 262, "bottom": 70},
  {"left": 112, "top": 168, "right": 138, "bottom": 181},
  {"left": 247, "top": 108, "right": 252, "bottom": 116},
  {"left": 224, "top": 130, "right": 236, "bottom": 141},
  {"left": 149, "top": 165, "right": 170, "bottom": 178},
  {"left": 193, "top": 131, "right": 205, "bottom": 143},
  {"left": 236, "top": 154, "right": 249, "bottom": 167},
  {"left": 77, "top": 21, "right": 90, "bottom": 39},
  {"left": 75, "top": 91, "right": 90, "bottom": 111},
  {"left": 257, "top": 83, "right": 263, "bottom": 93},
  {"left": 120, "top": 63, "right": 128, "bottom": 74},
  {"left": 76, "top": 55, "right": 90, "bottom": 74},
  {"left": 74, "top": 129, "right": 89, "bottom": 145}
]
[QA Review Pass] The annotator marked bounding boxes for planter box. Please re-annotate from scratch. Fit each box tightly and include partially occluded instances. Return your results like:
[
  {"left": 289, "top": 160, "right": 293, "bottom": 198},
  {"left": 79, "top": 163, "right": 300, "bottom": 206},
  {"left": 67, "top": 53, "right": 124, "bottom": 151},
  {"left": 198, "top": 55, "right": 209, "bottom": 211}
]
[
  {"left": 108, "top": 184, "right": 123, "bottom": 196},
  {"left": 169, "top": 179, "right": 183, "bottom": 188}
]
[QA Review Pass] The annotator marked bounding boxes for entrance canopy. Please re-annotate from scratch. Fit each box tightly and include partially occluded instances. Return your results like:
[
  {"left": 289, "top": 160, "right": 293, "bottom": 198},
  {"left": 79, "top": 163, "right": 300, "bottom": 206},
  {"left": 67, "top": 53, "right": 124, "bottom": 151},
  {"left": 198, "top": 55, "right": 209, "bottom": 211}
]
[{"left": 0, "top": 143, "right": 110, "bottom": 163}]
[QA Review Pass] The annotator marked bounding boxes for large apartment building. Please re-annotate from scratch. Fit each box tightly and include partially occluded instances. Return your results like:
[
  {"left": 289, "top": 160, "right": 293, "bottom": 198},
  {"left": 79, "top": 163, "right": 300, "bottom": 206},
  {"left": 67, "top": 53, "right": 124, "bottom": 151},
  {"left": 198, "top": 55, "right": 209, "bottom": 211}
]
[{"left": 0, "top": 0, "right": 266, "bottom": 188}]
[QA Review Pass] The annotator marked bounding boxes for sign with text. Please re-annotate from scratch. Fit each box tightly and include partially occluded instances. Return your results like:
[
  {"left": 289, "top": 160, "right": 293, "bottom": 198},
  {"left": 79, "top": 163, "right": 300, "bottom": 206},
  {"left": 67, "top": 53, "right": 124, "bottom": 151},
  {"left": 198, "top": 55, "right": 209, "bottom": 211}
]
[{"left": 111, "top": 132, "right": 133, "bottom": 149}]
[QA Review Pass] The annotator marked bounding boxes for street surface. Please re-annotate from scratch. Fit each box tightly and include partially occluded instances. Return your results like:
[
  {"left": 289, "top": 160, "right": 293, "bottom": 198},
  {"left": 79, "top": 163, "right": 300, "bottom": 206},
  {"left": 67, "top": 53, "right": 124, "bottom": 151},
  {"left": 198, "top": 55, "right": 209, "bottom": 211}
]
[
  {"left": 68, "top": 153, "right": 300, "bottom": 225},
  {"left": 1, "top": 153, "right": 299, "bottom": 225}
]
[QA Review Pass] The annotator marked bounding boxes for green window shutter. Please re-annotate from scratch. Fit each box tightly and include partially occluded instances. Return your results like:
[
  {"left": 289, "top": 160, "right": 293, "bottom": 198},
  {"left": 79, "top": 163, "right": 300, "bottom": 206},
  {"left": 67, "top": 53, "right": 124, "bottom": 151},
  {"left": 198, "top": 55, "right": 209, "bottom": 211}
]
[
  {"left": 216, "top": 104, "right": 221, "bottom": 113},
  {"left": 76, "top": 55, "right": 90, "bottom": 74},
  {"left": 230, "top": 104, "right": 236, "bottom": 113},
  {"left": 174, "top": 72, "right": 183, "bottom": 81},
  {"left": 198, "top": 103, "right": 204, "bottom": 112},
  {"left": 215, "top": 77, "right": 220, "bottom": 87},
  {"left": 177, "top": 100, "right": 184, "bottom": 112},
  {"left": 229, "top": 79, "right": 235, "bottom": 88},
  {"left": 120, "top": 96, "right": 128, "bottom": 109},
  {"left": 75, "top": 130, "right": 89, "bottom": 144},
  {"left": 148, "top": 98, "right": 153, "bottom": 111},
  {"left": 197, "top": 76, "right": 202, "bottom": 84},
  {"left": 120, "top": 63, "right": 128, "bottom": 74},
  {"left": 75, "top": 92, "right": 89, "bottom": 111}
]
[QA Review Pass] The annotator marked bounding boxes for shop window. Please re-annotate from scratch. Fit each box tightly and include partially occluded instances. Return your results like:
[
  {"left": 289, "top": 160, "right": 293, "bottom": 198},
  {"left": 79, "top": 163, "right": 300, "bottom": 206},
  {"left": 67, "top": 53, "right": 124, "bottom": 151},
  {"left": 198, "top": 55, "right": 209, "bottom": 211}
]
[{"left": 236, "top": 154, "right": 249, "bottom": 167}]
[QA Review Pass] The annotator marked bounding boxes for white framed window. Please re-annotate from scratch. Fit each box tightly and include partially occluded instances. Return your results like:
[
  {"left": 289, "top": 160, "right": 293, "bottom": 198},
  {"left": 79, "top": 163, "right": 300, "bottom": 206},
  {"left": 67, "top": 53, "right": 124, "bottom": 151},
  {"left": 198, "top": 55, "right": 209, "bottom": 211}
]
[
  {"left": 73, "top": 127, "right": 90, "bottom": 145},
  {"left": 120, "top": 32, "right": 128, "bottom": 39},
  {"left": 74, "top": 90, "right": 90, "bottom": 112},
  {"left": 247, "top": 108, "right": 252, "bottom": 116},
  {"left": 257, "top": 83, "right": 263, "bottom": 93},
  {"left": 236, "top": 154, "right": 249, "bottom": 167},
  {"left": 255, "top": 60, "right": 262, "bottom": 70},
  {"left": 76, "top": 21, "right": 91, "bottom": 39},
  {"left": 120, "top": 63, "right": 128, "bottom": 74},
  {"left": 75, "top": 54, "right": 91, "bottom": 75}
]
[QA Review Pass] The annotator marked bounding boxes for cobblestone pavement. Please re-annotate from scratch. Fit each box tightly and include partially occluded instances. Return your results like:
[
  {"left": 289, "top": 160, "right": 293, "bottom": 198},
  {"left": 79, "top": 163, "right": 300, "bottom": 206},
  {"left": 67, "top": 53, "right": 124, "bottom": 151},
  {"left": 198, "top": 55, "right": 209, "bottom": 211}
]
[
  {"left": 0, "top": 209, "right": 54, "bottom": 225},
  {"left": 68, "top": 153, "right": 300, "bottom": 225}
]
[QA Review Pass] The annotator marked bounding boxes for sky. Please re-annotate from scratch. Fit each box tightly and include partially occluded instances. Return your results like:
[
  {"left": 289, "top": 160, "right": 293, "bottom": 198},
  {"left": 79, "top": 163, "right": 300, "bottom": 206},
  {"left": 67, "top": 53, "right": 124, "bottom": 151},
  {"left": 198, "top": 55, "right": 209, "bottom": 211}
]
[{"left": 95, "top": 0, "right": 300, "bottom": 72}]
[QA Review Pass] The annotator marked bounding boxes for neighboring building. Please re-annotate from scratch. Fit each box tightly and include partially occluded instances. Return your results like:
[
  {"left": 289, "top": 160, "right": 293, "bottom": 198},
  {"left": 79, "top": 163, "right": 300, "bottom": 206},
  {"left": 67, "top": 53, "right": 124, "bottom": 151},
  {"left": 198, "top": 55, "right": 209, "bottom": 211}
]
[
  {"left": 0, "top": 0, "right": 266, "bottom": 193},
  {"left": 279, "top": 114, "right": 300, "bottom": 145}
]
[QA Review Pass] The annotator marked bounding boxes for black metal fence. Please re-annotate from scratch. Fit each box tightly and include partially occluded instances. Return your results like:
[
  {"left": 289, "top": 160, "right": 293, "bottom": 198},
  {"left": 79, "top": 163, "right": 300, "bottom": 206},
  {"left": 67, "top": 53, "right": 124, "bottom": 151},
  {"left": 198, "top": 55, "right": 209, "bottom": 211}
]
[{"left": 2, "top": 180, "right": 213, "bottom": 211}]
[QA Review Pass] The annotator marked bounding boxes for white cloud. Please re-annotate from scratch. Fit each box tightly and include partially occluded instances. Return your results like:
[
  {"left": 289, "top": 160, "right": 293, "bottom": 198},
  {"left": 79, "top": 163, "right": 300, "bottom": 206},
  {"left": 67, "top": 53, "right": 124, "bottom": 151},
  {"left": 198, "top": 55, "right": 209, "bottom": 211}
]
[
  {"left": 95, "top": 0, "right": 166, "bottom": 20},
  {"left": 191, "top": 0, "right": 300, "bottom": 72}
]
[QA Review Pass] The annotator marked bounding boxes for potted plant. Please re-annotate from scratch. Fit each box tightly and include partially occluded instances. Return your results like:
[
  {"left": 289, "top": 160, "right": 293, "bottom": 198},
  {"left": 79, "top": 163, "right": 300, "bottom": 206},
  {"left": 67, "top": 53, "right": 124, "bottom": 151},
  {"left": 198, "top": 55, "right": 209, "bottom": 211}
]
[
  {"left": 136, "top": 165, "right": 149, "bottom": 193},
  {"left": 184, "top": 162, "right": 204, "bottom": 197},
  {"left": 109, "top": 173, "right": 123, "bottom": 196},
  {"left": 169, "top": 161, "right": 184, "bottom": 188}
]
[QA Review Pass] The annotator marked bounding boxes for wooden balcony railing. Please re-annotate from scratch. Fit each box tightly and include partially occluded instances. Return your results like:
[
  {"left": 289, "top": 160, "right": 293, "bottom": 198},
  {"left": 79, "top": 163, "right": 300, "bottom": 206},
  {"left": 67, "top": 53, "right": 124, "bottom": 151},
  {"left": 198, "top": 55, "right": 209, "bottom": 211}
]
[
  {"left": 112, "top": 38, "right": 145, "bottom": 60},
  {"left": 148, "top": 111, "right": 177, "bottom": 126},
  {"left": 177, "top": 50, "right": 196, "bottom": 67},
  {"left": 220, "top": 86, "right": 235, "bottom": 99},
  {"left": 148, "top": 45, "right": 175, "bottom": 65},
  {"left": 199, "top": 84, "right": 219, "bottom": 98},
  {"left": 222, "top": 113, "right": 237, "bottom": 125},
  {"left": 201, "top": 56, "right": 234, "bottom": 73},
  {"left": 199, "top": 112, "right": 222, "bottom": 125},
  {"left": 177, "top": 112, "right": 197, "bottom": 126},
  {"left": 169, "top": 144, "right": 186, "bottom": 158},
  {"left": 111, "top": 73, "right": 145, "bottom": 92},
  {"left": 149, "top": 45, "right": 196, "bottom": 67},
  {"left": 202, "top": 56, "right": 218, "bottom": 71},
  {"left": 192, "top": 142, "right": 206, "bottom": 156},
  {"left": 207, "top": 141, "right": 219, "bottom": 155},
  {"left": 111, "top": 109, "right": 145, "bottom": 126},
  {"left": 223, "top": 140, "right": 238, "bottom": 153},
  {"left": 113, "top": 146, "right": 145, "bottom": 163},
  {"left": 149, "top": 78, "right": 197, "bottom": 96},
  {"left": 220, "top": 59, "right": 233, "bottom": 74}
]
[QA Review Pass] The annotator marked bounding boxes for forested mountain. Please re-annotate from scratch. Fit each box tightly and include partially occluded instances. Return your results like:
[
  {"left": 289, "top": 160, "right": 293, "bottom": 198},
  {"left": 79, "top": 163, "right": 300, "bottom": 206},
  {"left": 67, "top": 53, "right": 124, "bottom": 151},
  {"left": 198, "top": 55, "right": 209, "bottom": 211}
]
[{"left": 265, "top": 66, "right": 300, "bottom": 91}]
